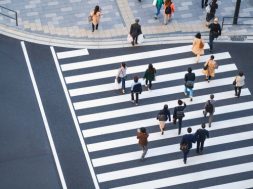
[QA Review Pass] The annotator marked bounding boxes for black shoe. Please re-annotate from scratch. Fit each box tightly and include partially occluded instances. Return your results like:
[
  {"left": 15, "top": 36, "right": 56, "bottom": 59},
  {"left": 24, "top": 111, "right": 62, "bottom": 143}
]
[
  {"left": 184, "top": 160, "right": 186, "bottom": 164},
  {"left": 131, "top": 41, "right": 134, "bottom": 46},
  {"left": 161, "top": 131, "right": 164, "bottom": 135}
]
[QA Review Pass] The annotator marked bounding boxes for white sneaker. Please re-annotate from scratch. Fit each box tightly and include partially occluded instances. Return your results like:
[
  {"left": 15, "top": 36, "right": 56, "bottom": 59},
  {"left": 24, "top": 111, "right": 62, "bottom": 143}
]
[
  {"left": 122, "top": 90, "right": 125, "bottom": 94},
  {"left": 145, "top": 84, "right": 148, "bottom": 87}
]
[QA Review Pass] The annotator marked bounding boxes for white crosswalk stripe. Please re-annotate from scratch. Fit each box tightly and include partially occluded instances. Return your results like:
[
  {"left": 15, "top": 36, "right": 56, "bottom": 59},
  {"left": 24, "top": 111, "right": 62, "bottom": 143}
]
[{"left": 53, "top": 44, "right": 253, "bottom": 189}]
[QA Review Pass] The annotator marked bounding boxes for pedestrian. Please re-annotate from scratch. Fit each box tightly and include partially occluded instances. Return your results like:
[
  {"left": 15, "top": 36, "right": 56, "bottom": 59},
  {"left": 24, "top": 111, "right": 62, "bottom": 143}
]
[
  {"left": 116, "top": 62, "right": 127, "bottom": 94},
  {"left": 143, "top": 64, "right": 156, "bottom": 91},
  {"left": 157, "top": 104, "right": 171, "bottom": 135},
  {"left": 137, "top": 127, "right": 149, "bottom": 161},
  {"left": 131, "top": 75, "right": 142, "bottom": 105},
  {"left": 202, "top": 0, "right": 208, "bottom": 8},
  {"left": 192, "top": 32, "right": 205, "bottom": 63},
  {"left": 202, "top": 55, "right": 218, "bottom": 82},
  {"left": 173, "top": 100, "right": 187, "bottom": 135},
  {"left": 180, "top": 127, "right": 196, "bottom": 164},
  {"left": 206, "top": 0, "right": 218, "bottom": 26},
  {"left": 233, "top": 71, "right": 245, "bottom": 98},
  {"left": 130, "top": 18, "right": 142, "bottom": 46},
  {"left": 163, "top": 0, "right": 171, "bottom": 25},
  {"left": 203, "top": 94, "right": 215, "bottom": 127},
  {"left": 184, "top": 67, "right": 196, "bottom": 101},
  {"left": 208, "top": 17, "right": 221, "bottom": 52},
  {"left": 154, "top": 0, "right": 164, "bottom": 19},
  {"left": 90, "top": 5, "right": 101, "bottom": 32},
  {"left": 195, "top": 123, "right": 209, "bottom": 154}
]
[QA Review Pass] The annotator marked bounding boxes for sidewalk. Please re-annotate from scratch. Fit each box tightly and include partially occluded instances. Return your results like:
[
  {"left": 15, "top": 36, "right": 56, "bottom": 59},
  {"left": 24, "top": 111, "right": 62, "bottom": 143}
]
[{"left": 0, "top": 0, "right": 253, "bottom": 47}]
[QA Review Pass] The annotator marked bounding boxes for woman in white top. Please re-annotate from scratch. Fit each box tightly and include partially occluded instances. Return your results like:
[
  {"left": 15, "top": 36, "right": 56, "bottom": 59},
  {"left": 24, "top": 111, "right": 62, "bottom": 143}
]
[
  {"left": 116, "top": 62, "right": 127, "bottom": 94},
  {"left": 234, "top": 71, "right": 245, "bottom": 98}
]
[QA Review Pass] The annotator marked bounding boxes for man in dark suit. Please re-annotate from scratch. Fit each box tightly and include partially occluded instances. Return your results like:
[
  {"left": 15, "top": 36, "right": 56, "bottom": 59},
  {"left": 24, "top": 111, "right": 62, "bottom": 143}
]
[
  {"left": 195, "top": 123, "right": 209, "bottom": 154},
  {"left": 180, "top": 127, "right": 196, "bottom": 164},
  {"left": 208, "top": 17, "right": 221, "bottom": 52},
  {"left": 130, "top": 18, "right": 142, "bottom": 46},
  {"left": 173, "top": 100, "right": 186, "bottom": 135}
]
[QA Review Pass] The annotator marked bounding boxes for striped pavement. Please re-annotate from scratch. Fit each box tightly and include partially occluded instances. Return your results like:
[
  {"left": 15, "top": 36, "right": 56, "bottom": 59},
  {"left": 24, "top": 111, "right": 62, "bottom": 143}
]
[{"left": 51, "top": 44, "right": 253, "bottom": 189}]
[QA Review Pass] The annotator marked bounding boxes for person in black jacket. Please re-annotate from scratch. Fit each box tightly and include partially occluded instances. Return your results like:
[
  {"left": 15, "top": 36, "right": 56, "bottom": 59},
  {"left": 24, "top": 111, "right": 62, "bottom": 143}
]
[
  {"left": 131, "top": 75, "right": 142, "bottom": 105},
  {"left": 184, "top": 67, "right": 196, "bottom": 101},
  {"left": 173, "top": 100, "right": 187, "bottom": 135},
  {"left": 180, "top": 127, "right": 196, "bottom": 164},
  {"left": 202, "top": 0, "right": 208, "bottom": 8},
  {"left": 195, "top": 123, "right": 209, "bottom": 154},
  {"left": 206, "top": 0, "right": 218, "bottom": 25},
  {"left": 130, "top": 18, "right": 142, "bottom": 46},
  {"left": 208, "top": 17, "right": 221, "bottom": 52},
  {"left": 157, "top": 104, "right": 171, "bottom": 135}
]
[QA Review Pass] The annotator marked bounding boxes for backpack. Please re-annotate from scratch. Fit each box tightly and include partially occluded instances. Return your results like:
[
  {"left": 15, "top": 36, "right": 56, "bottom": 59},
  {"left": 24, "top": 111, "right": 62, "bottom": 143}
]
[
  {"left": 165, "top": 5, "right": 171, "bottom": 14},
  {"left": 158, "top": 113, "right": 167, "bottom": 121},
  {"left": 205, "top": 100, "right": 214, "bottom": 113},
  {"left": 199, "top": 41, "right": 204, "bottom": 49},
  {"left": 176, "top": 110, "right": 185, "bottom": 118},
  {"left": 133, "top": 83, "right": 142, "bottom": 94}
]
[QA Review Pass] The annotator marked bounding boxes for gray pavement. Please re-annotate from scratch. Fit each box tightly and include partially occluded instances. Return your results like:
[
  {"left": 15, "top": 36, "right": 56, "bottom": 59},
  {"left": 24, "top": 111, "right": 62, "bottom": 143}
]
[{"left": 0, "top": 0, "right": 253, "bottom": 44}]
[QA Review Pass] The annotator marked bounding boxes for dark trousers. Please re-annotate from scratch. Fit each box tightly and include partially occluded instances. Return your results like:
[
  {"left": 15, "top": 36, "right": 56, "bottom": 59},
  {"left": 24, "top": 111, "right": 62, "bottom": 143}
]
[
  {"left": 209, "top": 34, "right": 215, "bottom": 51},
  {"left": 131, "top": 92, "right": 139, "bottom": 103},
  {"left": 92, "top": 23, "right": 98, "bottom": 31},
  {"left": 174, "top": 118, "right": 183, "bottom": 135},
  {"left": 196, "top": 140, "right": 205, "bottom": 153},
  {"left": 132, "top": 35, "right": 138, "bottom": 45},
  {"left": 202, "top": 0, "right": 208, "bottom": 8},
  {"left": 145, "top": 79, "right": 152, "bottom": 89},
  {"left": 235, "top": 86, "right": 242, "bottom": 97},
  {"left": 183, "top": 149, "right": 189, "bottom": 163}
]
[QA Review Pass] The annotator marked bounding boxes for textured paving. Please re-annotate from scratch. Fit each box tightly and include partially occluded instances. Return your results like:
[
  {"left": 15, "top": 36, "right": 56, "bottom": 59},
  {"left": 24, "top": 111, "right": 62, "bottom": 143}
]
[{"left": 0, "top": 0, "right": 253, "bottom": 40}]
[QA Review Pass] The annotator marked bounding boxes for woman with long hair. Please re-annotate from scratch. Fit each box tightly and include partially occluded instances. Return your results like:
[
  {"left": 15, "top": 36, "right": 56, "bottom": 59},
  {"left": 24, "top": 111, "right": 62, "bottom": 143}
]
[
  {"left": 192, "top": 32, "right": 204, "bottom": 63},
  {"left": 143, "top": 64, "right": 156, "bottom": 90},
  {"left": 90, "top": 5, "right": 101, "bottom": 32}
]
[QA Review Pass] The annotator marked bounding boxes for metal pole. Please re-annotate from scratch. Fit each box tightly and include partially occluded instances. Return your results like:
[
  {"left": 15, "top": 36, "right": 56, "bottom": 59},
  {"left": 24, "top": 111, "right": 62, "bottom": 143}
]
[
  {"left": 233, "top": 0, "right": 241, "bottom": 24},
  {"left": 15, "top": 12, "right": 18, "bottom": 26}
]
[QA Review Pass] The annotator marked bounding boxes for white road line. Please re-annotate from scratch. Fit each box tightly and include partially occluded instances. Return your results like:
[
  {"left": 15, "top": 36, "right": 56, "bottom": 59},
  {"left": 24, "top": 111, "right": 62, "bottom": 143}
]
[
  {"left": 78, "top": 89, "right": 250, "bottom": 124},
  {"left": 110, "top": 162, "right": 253, "bottom": 189},
  {"left": 21, "top": 42, "right": 67, "bottom": 189},
  {"left": 65, "top": 52, "right": 231, "bottom": 84},
  {"left": 56, "top": 49, "right": 89, "bottom": 59},
  {"left": 200, "top": 179, "right": 253, "bottom": 189},
  {"left": 92, "top": 121, "right": 253, "bottom": 167},
  {"left": 50, "top": 47, "right": 100, "bottom": 189},
  {"left": 84, "top": 106, "right": 253, "bottom": 139},
  {"left": 74, "top": 76, "right": 236, "bottom": 110},
  {"left": 97, "top": 147, "right": 253, "bottom": 182},
  {"left": 70, "top": 63, "right": 236, "bottom": 97},
  {"left": 86, "top": 100, "right": 253, "bottom": 152},
  {"left": 61, "top": 44, "right": 210, "bottom": 71}
]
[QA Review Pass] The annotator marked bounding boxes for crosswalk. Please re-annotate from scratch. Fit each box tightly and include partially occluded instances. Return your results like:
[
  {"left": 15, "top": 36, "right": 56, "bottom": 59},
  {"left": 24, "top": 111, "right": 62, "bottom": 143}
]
[{"left": 51, "top": 44, "right": 253, "bottom": 189}]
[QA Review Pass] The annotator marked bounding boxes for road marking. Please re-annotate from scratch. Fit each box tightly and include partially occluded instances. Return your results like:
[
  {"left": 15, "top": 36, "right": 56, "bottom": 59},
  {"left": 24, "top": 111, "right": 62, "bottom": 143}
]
[
  {"left": 92, "top": 124, "right": 253, "bottom": 167},
  {"left": 86, "top": 100, "right": 253, "bottom": 152},
  {"left": 200, "top": 179, "right": 253, "bottom": 189},
  {"left": 78, "top": 89, "right": 250, "bottom": 124},
  {"left": 61, "top": 44, "right": 210, "bottom": 71},
  {"left": 56, "top": 49, "right": 89, "bottom": 59},
  {"left": 110, "top": 162, "right": 253, "bottom": 189},
  {"left": 74, "top": 76, "right": 236, "bottom": 110},
  {"left": 21, "top": 42, "right": 67, "bottom": 189},
  {"left": 50, "top": 46, "right": 100, "bottom": 189},
  {"left": 97, "top": 147, "right": 253, "bottom": 182},
  {"left": 65, "top": 52, "right": 231, "bottom": 84},
  {"left": 70, "top": 63, "right": 236, "bottom": 97}
]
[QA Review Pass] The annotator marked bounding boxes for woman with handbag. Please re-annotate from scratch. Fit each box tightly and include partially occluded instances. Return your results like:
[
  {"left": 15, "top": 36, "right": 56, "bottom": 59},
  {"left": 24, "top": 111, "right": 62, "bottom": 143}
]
[
  {"left": 202, "top": 55, "right": 218, "bottom": 82},
  {"left": 234, "top": 71, "right": 245, "bottom": 98},
  {"left": 157, "top": 104, "right": 171, "bottom": 135},
  {"left": 116, "top": 62, "right": 127, "bottom": 94},
  {"left": 192, "top": 32, "right": 204, "bottom": 63}
]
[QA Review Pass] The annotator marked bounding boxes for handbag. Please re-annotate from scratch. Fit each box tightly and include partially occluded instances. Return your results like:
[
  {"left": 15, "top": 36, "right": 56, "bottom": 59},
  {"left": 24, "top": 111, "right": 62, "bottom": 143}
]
[
  {"left": 152, "top": 0, "right": 157, "bottom": 6},
  {"left": 127, "top": 34, "right": 133, "bottom": 42},
  {"left": 117, "top": 77, "right": 122, "bottom": 84},
  {"left": 176, "top": 110, "right": 185, "bottom": 118},
  {"left": 180, "top": 143, "right": 189, "bottom": 151},
  {"left": 233, "top": 80, "right": 236, "bottom": 85},
  {"left": 114, "top": 79, "right": 121, "bottom": 89},
  {"left": 137, "top": 34, "right": 144, "bottom": 44},
  {"left": 88, "top": 15, "right": 92, "bottom": 22},
  {"left": 203, "top": 63, "right": 208, "bottom": 70},
  {"left": 206, "top": 5, "right": 210, "bottom": 13},
  {"left": 185, "top": 80, "right": 194, "bottom": 88},
  {"left": 199, "top": 41, "right": 204, "bottom": 49}
]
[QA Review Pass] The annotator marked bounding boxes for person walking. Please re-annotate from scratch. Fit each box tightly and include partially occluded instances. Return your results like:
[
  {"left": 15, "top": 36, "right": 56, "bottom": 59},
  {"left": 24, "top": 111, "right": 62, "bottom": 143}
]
[
  {"left": 154, "top": 0, "right": 164, "bottom": 19},
  {"left": 116, "top": 63, "right": 127, "bottom": 94},
  {"left": 157, "top": 104, "right": 171, "bottom": 135},
  {"left": 90, "top": 5, "right": 101, "bottom": 32},
  {"left": 192, "top": 32, "right": 205, "bottom": 63},
  {"left": 143, "top": 64, "right": 156, "bottom": 91},
  {"left": 163, "top": 0, "right": 175, "bottom": 24},
  {"left": 180, "top": 127, "right": 196, "bottom": 164},
  {"left": 203, "top": 94, "right": 215, "bottom": 127},
  {"left": 234, "top": 71, "right": 245, "bottom": 98},
  {"left": 202, "top": 55, "right": 218, "bottom": 82},
  {"left": 184, "top": 67, "right": 196, "bottom": 101},
  {"left": 130, "top": 18, "right": 142, "bottom": 46},
  {"left": 131, "top": 75, "right": 142, "bottom": 105},
  {"left": 137, "top": 127, "right": 149, "bottom": 161},
  {"left": 173, "top": 100, "right": 187, "bottom": 135},
  {"left": 208, "top": 17, "right": 222, "bottom": 52},
  {"left": 202, "top": 0, "right": 208, "bottom": 8},
  {"left": 195, "top": 123, "right": 209, "bottom": 154},
  {"left": 206, "top": 0, "right": 218, "bottom": 26}
]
